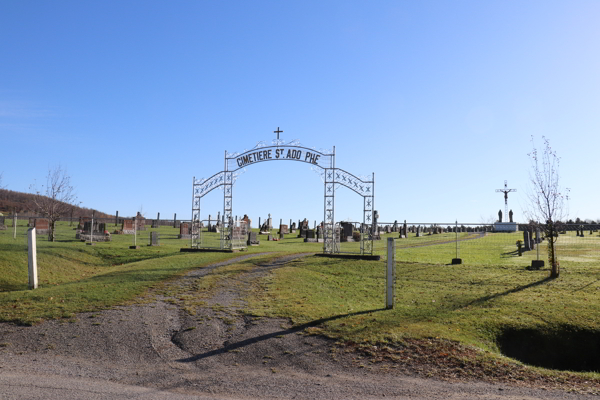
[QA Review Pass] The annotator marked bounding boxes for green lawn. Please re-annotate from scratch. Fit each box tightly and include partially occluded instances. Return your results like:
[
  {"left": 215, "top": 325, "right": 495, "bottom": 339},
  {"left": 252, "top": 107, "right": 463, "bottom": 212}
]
[{"left": 2, "top": 220, "right": 599, "bottom": 382}]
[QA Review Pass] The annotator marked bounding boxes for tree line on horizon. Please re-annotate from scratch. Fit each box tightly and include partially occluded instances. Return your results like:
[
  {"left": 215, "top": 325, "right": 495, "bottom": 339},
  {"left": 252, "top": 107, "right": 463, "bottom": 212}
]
[{"left": 0, "top": 188, "right": 113, "bottom": 219}]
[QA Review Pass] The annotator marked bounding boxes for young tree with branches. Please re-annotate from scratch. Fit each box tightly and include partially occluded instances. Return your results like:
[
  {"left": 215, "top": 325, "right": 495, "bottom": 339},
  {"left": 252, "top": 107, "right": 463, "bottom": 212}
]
[
  {"left": 526, "top": 136, "right": 569, "bottom": 278},
  {"left": 29, "top": 166, "right": 79, "bottom": 242}
]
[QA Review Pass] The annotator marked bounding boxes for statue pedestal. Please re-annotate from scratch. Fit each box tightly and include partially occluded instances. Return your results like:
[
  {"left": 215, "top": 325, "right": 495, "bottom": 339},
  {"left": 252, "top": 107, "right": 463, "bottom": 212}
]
[{"left": 494, "top": 222, "right": 518, "bottom": 232}]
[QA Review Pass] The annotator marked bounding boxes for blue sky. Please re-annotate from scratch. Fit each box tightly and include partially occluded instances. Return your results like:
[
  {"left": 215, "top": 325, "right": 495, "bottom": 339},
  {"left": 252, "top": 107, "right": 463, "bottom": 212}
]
[{"left": 1, "top": 0, "right": 599, "bottom": 225}]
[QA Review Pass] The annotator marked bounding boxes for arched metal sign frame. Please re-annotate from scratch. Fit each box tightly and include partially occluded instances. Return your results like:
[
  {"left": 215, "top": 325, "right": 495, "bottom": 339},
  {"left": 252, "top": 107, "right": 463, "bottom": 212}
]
[{"left": 191, "top": 137, "right": 375, "bottom": 254}]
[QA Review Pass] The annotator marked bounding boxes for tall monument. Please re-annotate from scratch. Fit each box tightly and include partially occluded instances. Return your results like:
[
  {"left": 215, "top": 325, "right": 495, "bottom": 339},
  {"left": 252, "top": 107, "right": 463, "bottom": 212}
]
[{"left": 494, "top": 180, "right": 518, "bottom": 232}]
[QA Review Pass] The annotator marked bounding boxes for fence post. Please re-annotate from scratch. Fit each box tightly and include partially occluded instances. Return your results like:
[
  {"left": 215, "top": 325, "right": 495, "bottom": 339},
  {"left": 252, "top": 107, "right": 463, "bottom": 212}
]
[
  {"left": 28, "top": 228, "right": 38, "bottom": 289},
  {"left": 452, "top": 220, "right": 462, "bottom": 264},
  {"left": 13, "top": 212, "right": 17, "bottom": 240},
  {"left": 386, "top": 237, "right": 395, "bottom": 309},
  {"left": 536, "top": 228, "right": 540, "bottom": 260}
]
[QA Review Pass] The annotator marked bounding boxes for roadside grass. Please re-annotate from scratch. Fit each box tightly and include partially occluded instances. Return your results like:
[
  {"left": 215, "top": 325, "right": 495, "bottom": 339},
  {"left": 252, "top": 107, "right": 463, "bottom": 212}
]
[
  {"left": 0, "top": 221, "right": 257, "bottom": 324},
  {"left": 0, "top": 220, "right": 321, "bottom": 324},
  {"left": 247, "top": 240, "right": 600, "bottom": 385},
  {"left": 3, "top": 219, "right": 600, "bottom": 388},
  {"left": 249, "top": 254, "right": 600, "bottom": 344}
]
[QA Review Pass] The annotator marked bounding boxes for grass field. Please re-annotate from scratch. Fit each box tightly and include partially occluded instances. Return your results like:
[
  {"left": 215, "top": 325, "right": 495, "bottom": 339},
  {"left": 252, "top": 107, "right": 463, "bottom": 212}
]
[{"left": 1, "top": 220, "right": 599, "bottom": 380}]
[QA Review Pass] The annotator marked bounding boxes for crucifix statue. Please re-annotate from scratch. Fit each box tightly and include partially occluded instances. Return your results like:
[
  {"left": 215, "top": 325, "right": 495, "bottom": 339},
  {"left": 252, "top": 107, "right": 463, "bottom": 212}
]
[{"left": 495, "top": 180, "right": 516, "bottom": 223}]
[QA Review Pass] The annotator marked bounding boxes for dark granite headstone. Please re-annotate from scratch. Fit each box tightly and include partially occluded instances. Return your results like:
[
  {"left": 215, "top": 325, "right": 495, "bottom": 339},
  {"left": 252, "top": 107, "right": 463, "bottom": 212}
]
[
  {"left": 306, "top": 229, "right": 315, "bottom": 239},
  {"left": 259, "top": 221, "right": 270, "bottom": 234},
  {"left": 279, "top": 224, "right": 288, "bottom": 235},
  {"left": 340, "top": 222, "right": 353, "bottom": 241},
  {"left": 247, "top": 231, "right": 259, "bottom": 246}
]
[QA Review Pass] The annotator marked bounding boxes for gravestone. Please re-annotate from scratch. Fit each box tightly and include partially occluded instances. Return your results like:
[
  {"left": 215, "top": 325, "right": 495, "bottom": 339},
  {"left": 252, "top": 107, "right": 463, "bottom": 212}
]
[
  {"left": 34, "top": 218, "right": 50, "bottom": 235},
  {"left": 28, "top": 217, "right": 35, "bottom": 228},
  {"left": 298, "top": 218, "right": 309, "bottom": 238},
  {"left": 352, "top": 231, "right": 361, "bottom": 241},
  {"left": 267, "top": 214, "right": 273, "bottom": 230},
  {"left": 304, "top": 229, "right": 318, "bottom": 243},
  {"left": 279, "top": 224, "right": 289, "bottom": 235},
  {"left": 149, "top": 231, "right": 159, "bottom": 246},
  {"left": 385, "top": 225, "right": 391, "bottom": 234},
  {"left": 0, "top": 216, "right": 5, "bottom": 230},
  {"left": 98, "top": 223, "right": 106, "bottom": 233},
  {"left": 415, "top": 225, "right": 422, "bottom": 237},
  {"left": 78, "top": 217, "right": 90, "bottom": 230},
  {"left": 290, "top": 222, "right": 296, "bottom": 233},
  {"left": 242, "top": 214, "right": 251, "bottom": 229},
  {"left": 259, "top": 221, "right": 270, "bottom": 234},
  {"left": 232, "top": 221, "right": 248, "bottom": 243},
  {"left": 83, "top": 221, "right": 98, "bottom": 234},
  {"left": 267, "top": 233, "right": 273, "bottom": 241},
  {"left": 122, "top": 219, "right": 135, "bottom": 234},
  {"left": 523, "top": 231, "right": 531, "bottom": 251},
  {"left": 173, "top": 213, "right": 177, "bottom": 228},
  {"left": 392, "top": 220, "right": 398, "bottom": 232},
  {"left": 135, "top": 212, "right": 147, "bottom": 231},
  {"left": 247, "top": 231, "right": 259, "bottom": 246},
  {"left": 178, "top": 222, "right": 191, "bottom": 239},
  {"left": 340, "top": 222, "right": 353, "bottom": 241}
]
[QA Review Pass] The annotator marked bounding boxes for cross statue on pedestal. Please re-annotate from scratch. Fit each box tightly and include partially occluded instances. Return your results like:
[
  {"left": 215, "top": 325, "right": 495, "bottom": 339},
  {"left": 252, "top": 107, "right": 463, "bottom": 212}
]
[{"left": 495, "top": 180, "right": 516, "bottom": 222}]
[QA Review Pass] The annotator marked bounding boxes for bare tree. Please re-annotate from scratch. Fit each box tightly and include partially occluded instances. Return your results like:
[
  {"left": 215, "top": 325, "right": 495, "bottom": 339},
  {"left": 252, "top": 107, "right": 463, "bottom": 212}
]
[
  {"left": 525, "top": 136, "right": 569, "bottom": 278},
  {"left": 29, "top": 165, "right": 79, "bottom": 242}
]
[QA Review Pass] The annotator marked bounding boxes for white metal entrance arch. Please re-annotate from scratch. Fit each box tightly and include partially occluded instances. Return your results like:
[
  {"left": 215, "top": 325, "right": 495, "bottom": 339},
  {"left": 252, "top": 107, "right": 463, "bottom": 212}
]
[{"left": 191, "top": 135, "right": 375, "bottom": 255}]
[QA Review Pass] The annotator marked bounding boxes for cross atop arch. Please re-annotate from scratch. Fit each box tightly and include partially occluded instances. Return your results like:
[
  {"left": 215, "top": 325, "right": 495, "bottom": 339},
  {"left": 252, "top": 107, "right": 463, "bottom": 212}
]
[{"left": 274, "top": 127, "right": 283, "bottom": 140}]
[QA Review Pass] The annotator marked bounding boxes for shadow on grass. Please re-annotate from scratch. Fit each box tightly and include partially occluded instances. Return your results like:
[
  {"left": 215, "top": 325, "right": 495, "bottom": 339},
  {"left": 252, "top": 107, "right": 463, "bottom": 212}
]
[
  {"left": 176, "top": 308, "right": 386, "bottom": 363},
  {"left": 465, "top": 276, "right": 553, "bottom": 307}
]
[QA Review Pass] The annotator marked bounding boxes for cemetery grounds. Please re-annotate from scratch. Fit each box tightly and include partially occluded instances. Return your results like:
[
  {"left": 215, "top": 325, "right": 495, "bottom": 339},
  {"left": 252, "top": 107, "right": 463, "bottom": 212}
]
[{"left": 0, "top": 220, "right": 600, "bottom": 396}]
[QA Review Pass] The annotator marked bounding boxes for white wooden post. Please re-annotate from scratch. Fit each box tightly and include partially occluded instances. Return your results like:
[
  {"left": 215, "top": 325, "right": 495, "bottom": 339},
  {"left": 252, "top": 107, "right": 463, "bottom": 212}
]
[
  {"left": 386, "top": 237, "right": 395, "bottom": 309},
  {"left": 28, "top": 228, "right": 38, "bottom": 289},
  {"left": 90, "top": 213, "right": 94, "bottom": 245}
]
